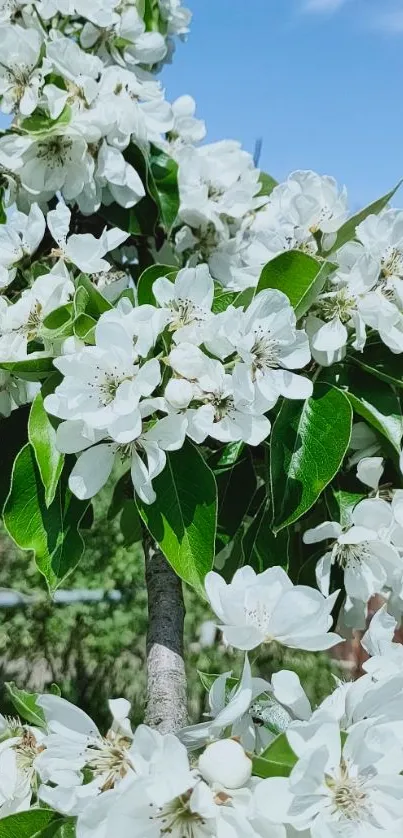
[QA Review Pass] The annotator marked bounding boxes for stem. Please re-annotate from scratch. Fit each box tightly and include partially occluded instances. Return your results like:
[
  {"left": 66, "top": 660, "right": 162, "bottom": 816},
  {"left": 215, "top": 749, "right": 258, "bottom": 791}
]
[{"left": 144, "top": 534, "right": 188, "bottom": 733}]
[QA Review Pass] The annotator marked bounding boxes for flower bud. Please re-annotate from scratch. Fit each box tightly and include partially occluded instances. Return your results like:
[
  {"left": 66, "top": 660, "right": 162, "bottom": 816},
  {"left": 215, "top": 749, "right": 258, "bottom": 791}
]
[
  {"left": 165, "top": 378, "right": 193, "bottom": 410},
  {"left": 198, "top": 739, "right": 252, "bottom": 789}
]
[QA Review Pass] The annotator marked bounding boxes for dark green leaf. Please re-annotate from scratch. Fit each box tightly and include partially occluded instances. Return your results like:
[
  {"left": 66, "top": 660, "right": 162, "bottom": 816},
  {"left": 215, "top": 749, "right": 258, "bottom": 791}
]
[
  {"left": 270, "top": 384, "right": 353, "bottom": 532},
  {"left": 216, "top": 451, "right": 257, "bottom": 541},
  {"left": 137, "top": 440, "right": 217, "bottom": 595},
  {"left": 4, "top": 445, "right": 89, "bottom": 590},
  {"left": 256, "top": 250, "right": 335, "bottom": 318},
  {"left": 120, "top": 502, "right": 142, "bottom": 547},
  {"left": 329, "top": 180, "right": 403, "bottom": 254},
  {"left": 0, "top": 406, "right": 29, "bottom": 511},
  {"left": 137, "top": 264, "right": 176, "bottom": 306},
  {"left": 28, "top": 392, "right": 64, "bottom": 507},
  {"left": 349, "top": 345, "right": 403, "bottom": 390},
  {"left": 212, "top": 285, "right": 237, "bottom": 313},
  {"left": 5, "top": 682, "right": 46, "bottom": 728},
  {"left": 242, "top": 500, "right": 289, "bottom": 572},
  {"left": 343, "top": 370, "right": 402, "bottom": 454},
  {"left": 150, "top": 144, "right": 180, "bottom": 232},
  {"left": 214, "top": 441, "right": 245, "bottom": 470},
  {"left": 252, "top": 733, "right": 297, "bottom": 778}
]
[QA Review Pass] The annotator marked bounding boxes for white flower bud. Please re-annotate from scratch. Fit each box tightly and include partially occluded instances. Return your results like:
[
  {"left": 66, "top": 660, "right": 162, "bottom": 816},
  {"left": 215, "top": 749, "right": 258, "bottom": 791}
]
[
  {"left": 198, "top": 739, "right": 252, "bottom": 789},
  {"left": 165, "top": 378, "right": 193, "bottom": 410}
]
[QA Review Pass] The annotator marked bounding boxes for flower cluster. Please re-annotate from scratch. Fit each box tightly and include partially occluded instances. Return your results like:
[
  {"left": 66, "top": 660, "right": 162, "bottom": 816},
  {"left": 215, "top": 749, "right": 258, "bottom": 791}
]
[{"left": 2, "top": 583, "right": 403, "bottom": 837}]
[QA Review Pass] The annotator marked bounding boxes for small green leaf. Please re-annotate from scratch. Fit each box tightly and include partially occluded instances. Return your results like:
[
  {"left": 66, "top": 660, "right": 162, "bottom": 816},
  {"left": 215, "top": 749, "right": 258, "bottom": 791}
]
[
  {"left": 4, "top": 445, "right": 89, "bottom": 590},
  {"left": 332, "top": 489, "right": 366, "bottom": 528},
  {"left": 150, "top": 144, "right": 180, "bottom": 232},
  {"left": 329, "top": 180, "right": 403, "bottom": 254},
  {"left": 256, "top": 250, "right": 335, "bottom": 318},
  {"left": 214, "top": 441, "right": 245, "bottom": 470},
  {"left": 197, "top": 670, "right": 238, "bottom": 692},
  {"left": 258, "top": 171, "right": 278, "bottom": 197},
  {"left": 75, "top": 274, "right": 112, "bottom": 317},
  {"left": 5, "top": 682, "right": 46, "bottom": 728},
  {"left": 252, "top": 733, "right": 297, "bottom": 778},
  {"left": 21, "top": 105, "right": 72, "bottom": 135},
  {"left": 212, "top": 285, "right": 236, "bottom": 313},
  {"left": 137, "top": 264, "right": 176, "bottom": 306},
  {"left": 28, "top": 392, "right": 64, "bottom": 507},
  {"left": 137, "top": 440, "right": 217, "bottom": 595},
  {"left": 73, "top": 313, "right": 97, "bottom": 343},
  {"left": 0, "top": 355, "right": 55, "bottom": 381},
  {"left": 270, "top": 384, "right": 353, "bottom": 532},
  {"left": 41, "top": 304, "right": 74, "bottom": 340}
]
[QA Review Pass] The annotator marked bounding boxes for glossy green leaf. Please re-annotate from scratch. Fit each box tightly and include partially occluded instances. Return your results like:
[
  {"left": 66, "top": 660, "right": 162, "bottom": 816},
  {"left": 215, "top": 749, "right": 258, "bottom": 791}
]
[
  {"left": 242, "top": 500, "right": 289, "bottom": 572},
  {"left": 4, "top": 445, "right": 89, "bottom": 590},
  {"left": 137, "top": 264, "right": 176, "bottom": 306},
  {"left": 0, "top": 355, "right": 55, "bottom": 381},
  {"left": 349, "top": 344, "right": 403, "bottom": 390},
  {"left": 212, "top": 285, "right": 237, "bottom": 313},
  {"left": 253, "top": 733, "right": 297, "bottom": 779},
  {"left": 344, "top": 371, "right": 403, "bottom": 454},
  {"left": 41, "top": 304, "right": 74, "bottom": 340},
  {"left": 73, "top": 313, "right": 97, "bottom": 343},
  {"left": 21, "top": 105, "right": 71, "bottom": 135},
  {"left": 137, "top": 440, "right": 217, "bottom": 595},
  {"left": 28, "top": 392, "right": 64, "bottom": 507},
  {"left": 256, "top": 250, "right": 335, "bottom": 318},
  {"left": 150, "top": 144, "right": 180, "bottom": 232},
  {"left": 5, "top": 682, "right": 46, "bottom": 728},
  {"left": 329, "top": 180, "right": 403, "bottom": 254},
  {"left": 270, "top": 384, "right": 353, "bottom": 532}
]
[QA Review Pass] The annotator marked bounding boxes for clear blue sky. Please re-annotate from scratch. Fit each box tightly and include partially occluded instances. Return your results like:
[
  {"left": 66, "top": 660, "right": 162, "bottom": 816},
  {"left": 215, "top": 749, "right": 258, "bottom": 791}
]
[{"left": 163, "top": 0, "right": 403, "bottom": 208}]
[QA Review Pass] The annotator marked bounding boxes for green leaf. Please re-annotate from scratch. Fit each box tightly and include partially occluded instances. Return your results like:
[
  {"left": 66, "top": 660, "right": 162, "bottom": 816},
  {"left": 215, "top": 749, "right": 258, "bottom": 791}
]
[
  {"left": 270, "top": 384, "right": 353, "bottom": 532},
  {"left": 137, "top": 264, "right": 176, "bottom": 306},
  {"left": 258, "top": 171, "right": 278, "bottom": 197},
  {"left": 150, "top": 144, "right": 180, "bottom": 232},
  {"left": 332, "top": 489, "right": 366, "bottom": 528},
  {"left": 28, "top": 392, "right": 64, "bottom": 507},
  {"left": 120, "top": 502, "right": 142, "bottom": 547},
  {"left": 0, "top": 355, "right": 55, "bottom": 381},
  {"left": 0, "top": 405, "right": 29, "bottom": 511},
  {"left": 215, "top": 451, "right": 257, "bottom": 543},
  {"left": 256, "top": 250, "right": 335, "bottom": 318},
  {"left": 5, "top": 682, "right": 46, "bottom": 728},
  {"left": 212, "top": 284, "right": 237, "bottom": 314},
  {"left": 0, "top": 810, "right": 59, "bottom": 838},
  {"left": 343, "top": 370, "right": 403, "bottom": 454},
  {"left": 73, "top": 313, "right": 97, "bottom": 343},
  {"left": 41, "top": 304, "right": 74, "bottom": 340},
  {"left": 4, "top": 445, "right": 89, "bottom": 590},
  {"left": 349, "top": 344, "right": 403, "bottom": 390},
  {"left": 329, "top": 180, "right": 403, "bottom": 254},
  {"left": 214, "top": 441, "right": 245, "bottom": 469},
  {"left": 197, "top": 670, "right": 238, "bottom": 693},
  {"left": 21, "top": 105, "right": 72, "bottom": 135},
  {"left": 242, "top": 500, "right": 289, "bottom": 572},
  {"left": 137, "top": 440, "right": 217, "bottom": 594},
  {"left": 252, "top": 733, "right": 297, "bottom": 779},
  {"left": 75, "top": 274, "right": 112, "bottom": 317}
]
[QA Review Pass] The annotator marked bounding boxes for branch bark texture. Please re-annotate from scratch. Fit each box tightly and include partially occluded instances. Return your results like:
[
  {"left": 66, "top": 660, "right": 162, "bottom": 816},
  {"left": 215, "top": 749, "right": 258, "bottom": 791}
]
[{"left": 144, "top": 534, "right": 188, "bottom": 733}]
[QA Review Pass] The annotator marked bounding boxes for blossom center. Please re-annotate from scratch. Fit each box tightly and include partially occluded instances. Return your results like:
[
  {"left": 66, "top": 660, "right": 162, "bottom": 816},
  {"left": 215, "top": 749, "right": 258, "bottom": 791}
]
[
  {"left": 381, "top": 246, "right": 403, "bottom": 279},
  {"left": 315, "top": 289, "right": 356, "bottom": 324},
  {"left": 154, "top": 792, "right": 207, "bottom": 838},
  {"left": 37, "top": 136, "right": 73, "bottom": 169},
  {"left": 86, "top": 733, "right": 132, "bottom": 792},
  {"left": 332, "top": 541, "right": 371, "bottom": 570},
  {"left": 327, "top": 765, "right": 369, "bottom": 821},
  {"left": 251, "top": 329, "right": 280, "bottom": 372},
  {"left": 169, "top": 297, "right": 207, "bottom": 329}
]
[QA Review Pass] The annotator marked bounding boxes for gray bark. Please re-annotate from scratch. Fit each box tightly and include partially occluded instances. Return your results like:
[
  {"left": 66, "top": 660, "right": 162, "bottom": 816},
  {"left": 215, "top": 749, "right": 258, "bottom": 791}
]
[{"left": 144, "top": 535, "right": 188, "bottom": 733}]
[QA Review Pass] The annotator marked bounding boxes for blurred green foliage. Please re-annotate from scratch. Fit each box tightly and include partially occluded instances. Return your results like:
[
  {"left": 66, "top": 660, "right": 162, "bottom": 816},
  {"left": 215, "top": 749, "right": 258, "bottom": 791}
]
[{"left": 0, "top": 488, "right": 342, "bottom": 731}]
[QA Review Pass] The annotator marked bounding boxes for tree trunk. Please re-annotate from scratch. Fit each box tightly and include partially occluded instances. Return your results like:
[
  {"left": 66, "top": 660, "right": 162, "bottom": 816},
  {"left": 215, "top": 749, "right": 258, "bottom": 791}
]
[{"left": 144, "top": 535, "right": 188, "bottom": 733}]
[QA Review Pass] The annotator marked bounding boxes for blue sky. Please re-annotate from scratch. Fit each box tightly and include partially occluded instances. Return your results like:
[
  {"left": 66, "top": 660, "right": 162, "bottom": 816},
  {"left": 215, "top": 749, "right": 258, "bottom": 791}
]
[{"left": 163, "top": 0, "right": 403, "bottom": 208}]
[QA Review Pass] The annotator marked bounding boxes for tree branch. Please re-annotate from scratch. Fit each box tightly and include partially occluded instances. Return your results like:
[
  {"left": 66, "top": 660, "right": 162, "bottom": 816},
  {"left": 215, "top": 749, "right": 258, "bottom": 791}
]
[{"left": 144, "top": 535, "right": 188, "bottom": 733}]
